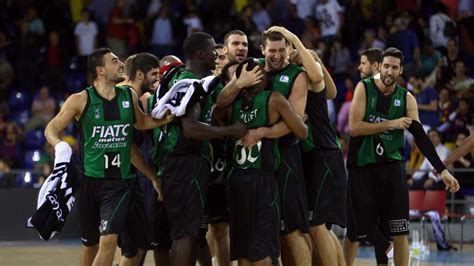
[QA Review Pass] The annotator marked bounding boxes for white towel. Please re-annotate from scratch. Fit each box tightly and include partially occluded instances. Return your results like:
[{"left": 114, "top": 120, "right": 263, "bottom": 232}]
[{"left": 150, "top": 75, "right": 220, "bottom": 119}]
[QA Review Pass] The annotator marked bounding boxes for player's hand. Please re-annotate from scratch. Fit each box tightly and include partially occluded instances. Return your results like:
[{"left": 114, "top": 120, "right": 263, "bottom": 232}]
[
  {"left": 266, "top": 26, "right": 297, "bottom": 44},
  {"left": 391, "top": 117, "right": 412, "bottom": 130},
  {"left": 229, "top": 121, "right": 247, "bottom": 138},
  {"left": 440, "top": 169, "right": 460, "bottom": 192},
  {"left": 242, "top": 127, "right": 267, "bottom": 148},
  {"left": 300, "top": 113, "right": 308, "bottom": 122},
  {"left": 152, "top": 178, "right": 163, "bottom": 201},
  {"left": 163, "top": 111, "right": 174, "bottom": 123},
  {"left": 234, "top": 63, "right": 263, "bottom": 89},
  {"left": 423, "top": 178, "right": 434, "bottom": 189},
  {"left": 289, "top": 49, "right": 302, "bottom": 65},
  {"left": 158, "top": 110, "right": 174, "bottom": 126}
]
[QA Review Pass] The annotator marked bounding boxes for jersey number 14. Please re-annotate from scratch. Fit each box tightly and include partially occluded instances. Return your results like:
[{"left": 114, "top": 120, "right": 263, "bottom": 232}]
[{"left": 104, "top": 153, "right": 121, "bottom": 168}]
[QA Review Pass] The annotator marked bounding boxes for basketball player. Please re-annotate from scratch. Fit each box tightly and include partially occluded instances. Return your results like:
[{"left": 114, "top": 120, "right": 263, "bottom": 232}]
[
  {"left": 156, "top": 32, "right": 246, "bottom": 266},
  {"left": 44, "top": 48, "right": 173, "bottom": 266},
  {"left": 225, "top": 58, "right": 308, "bottom": 266},
  {"left": 346, "top": 47, "right": 459, "bottom": 266},
  {"left": 344, "top": 48, "right": 395, "bottom": 266}
]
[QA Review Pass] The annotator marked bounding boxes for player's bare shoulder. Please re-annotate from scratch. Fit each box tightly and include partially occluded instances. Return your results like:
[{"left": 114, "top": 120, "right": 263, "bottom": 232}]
[
  {"left": 269, "top": 90, "right": 286, "bottom": 104},
  {"left": 63, "top": 90, "right": 89, "bottom": 120}
]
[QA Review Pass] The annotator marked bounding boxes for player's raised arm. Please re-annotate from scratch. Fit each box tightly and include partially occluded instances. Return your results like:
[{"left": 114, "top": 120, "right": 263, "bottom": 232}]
[{"left": 267, "top": 26, "right": 323, "bottom": 85}]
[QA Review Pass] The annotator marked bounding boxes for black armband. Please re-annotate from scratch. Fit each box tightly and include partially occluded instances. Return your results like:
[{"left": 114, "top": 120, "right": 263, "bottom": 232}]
[{"left": 407, "top": 120, "right": 446, "bottom": 173}]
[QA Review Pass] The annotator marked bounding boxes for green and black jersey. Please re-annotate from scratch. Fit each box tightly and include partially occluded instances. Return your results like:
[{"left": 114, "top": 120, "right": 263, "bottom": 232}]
[
  {"left": 151, "top": 69, "right": 218, "bottom": 161},
  {"left": 258, "top": 60, "right": 304, "bottom": 143},
  {"left": 147, "top": 96, "right": 166, "bottom": 176},
  {"left": 160, "top": 69, "right": 202, "bottom": 155},
  {"left": 256, "top": 58, "right": 304, "bottom": 98},
  {"left": 78, "top": 86, "right": 135, "bottom": 179},
  {"left": 200, "top": 82, "right": 225, "bottom": 163},
  {"left": 300, "top": 88, "right": 340, "bottom": 151},
  {"left": 347, "top": 78, "right": 407, "bottom": 168},
  {"left": 200, "top": 82, "right": 230, "bottom": 181},
  {"left": 265, "top": 63, "right": 304, "bottom": 98},
  {"left": 230, "top": 90, "right": 279, "bottom": 172}
]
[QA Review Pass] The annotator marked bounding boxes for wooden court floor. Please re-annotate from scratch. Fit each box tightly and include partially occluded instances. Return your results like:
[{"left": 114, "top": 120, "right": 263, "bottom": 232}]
[{"left": 1, "top": 240, "right": 473, "bottom": 265}]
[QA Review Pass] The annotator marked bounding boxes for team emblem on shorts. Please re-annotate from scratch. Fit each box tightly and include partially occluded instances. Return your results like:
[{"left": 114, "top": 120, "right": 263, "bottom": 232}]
[
  {"left": 280, "top": 220, "right": 286, "bottom": 231},
  {"left": 389, "top": 219, "right": 408, "bottom": 233},
  {"left": 99, "top": 219, "right": 108, "bottom": 233}
]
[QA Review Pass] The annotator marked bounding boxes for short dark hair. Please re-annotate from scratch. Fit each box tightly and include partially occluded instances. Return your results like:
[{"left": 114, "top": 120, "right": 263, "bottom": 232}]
[
  {"left": 87, "top": 47, "right": 112, "bottom": 81},
  {"left": 220, "top": 60, "right": 240, "bottom": 84},
  {"left": 261, "top": 31, "right": 289, "bottom": 47},
  {"left": 382, "top": 47, "right": 404, "bottom": 66},
  {"left": 215, "top": 43, "right": 225, "bottom": 50},
  {"left": 235, "top": 58, "right": 261, "bottom": 79},
  {"left": 183, "top": 32, "right": 214, "bottom": 58},
  {"left": 224, "top": 30, "right": 246, "bottom": 45},
  {"left": 360, "top": 48, "right": 382, "bottom": 64},
  {"left": 125, "top": 53, "right": 159, "bottom": 81}
]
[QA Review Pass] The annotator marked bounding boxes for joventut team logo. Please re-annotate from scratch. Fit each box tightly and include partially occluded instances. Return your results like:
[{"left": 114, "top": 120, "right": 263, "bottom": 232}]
[{"left": 279, "top": 75, "right": 289, "bottom": 83}]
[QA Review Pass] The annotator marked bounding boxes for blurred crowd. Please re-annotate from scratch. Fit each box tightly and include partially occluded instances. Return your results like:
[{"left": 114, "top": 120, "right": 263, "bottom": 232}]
[{"left": 0, "top": 0, "right": 473, "bottom": 189}]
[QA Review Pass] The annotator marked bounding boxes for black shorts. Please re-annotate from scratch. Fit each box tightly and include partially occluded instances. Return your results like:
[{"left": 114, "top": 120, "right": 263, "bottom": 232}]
[
  {"left": 276, "top": 140, "right": 309, "bottom": 235},
  {"left": 162, "top": 154, "right": 209, "bottom": 240},
  {"left": 207, "top": 181, "right": 229, "bottom": 224},
  {"left": 228, "top": 169, "right": 280, "bottom": 264},
  {"left": 199, "top": 212, "right": 210, "bottom": 240},
  {"left": 118, "top": 182, "right": 150, "bottom": 257},
  {"left": 302, "top": 148, "right": 347, "bottom": 227},
  {"left": 207, "top": 138, "right": 230, "bottom": 225},
  {"left": 150, "top": 200, "right": 172, "bottom": 250},
  {"left": 78, "top": 177, "right": 138, "bottom": 246},
  {"left": 346, "top": 161, "right": 409, "bottom": 243}
]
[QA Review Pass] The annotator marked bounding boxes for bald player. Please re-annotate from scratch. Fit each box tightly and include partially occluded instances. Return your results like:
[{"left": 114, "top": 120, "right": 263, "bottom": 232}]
[{"left": 159, "top": 55, "right": 183, "bottom": 69}]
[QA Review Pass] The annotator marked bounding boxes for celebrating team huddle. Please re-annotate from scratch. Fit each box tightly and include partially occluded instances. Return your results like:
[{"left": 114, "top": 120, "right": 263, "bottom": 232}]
[{"left": 43, "top": 26, "right": 460, "bottom": 266}]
